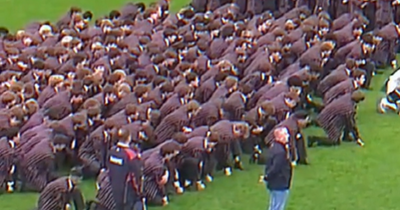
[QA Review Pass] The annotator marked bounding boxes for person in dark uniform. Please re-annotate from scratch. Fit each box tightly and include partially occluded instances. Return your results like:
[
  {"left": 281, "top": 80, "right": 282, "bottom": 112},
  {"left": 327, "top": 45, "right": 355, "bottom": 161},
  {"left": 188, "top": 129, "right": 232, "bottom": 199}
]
[
  {"left": 106, "top": 127, "right": 145, "bottom": 210},
  {"left": 262, "top": 127, "right": 293, "bottom": 210}
]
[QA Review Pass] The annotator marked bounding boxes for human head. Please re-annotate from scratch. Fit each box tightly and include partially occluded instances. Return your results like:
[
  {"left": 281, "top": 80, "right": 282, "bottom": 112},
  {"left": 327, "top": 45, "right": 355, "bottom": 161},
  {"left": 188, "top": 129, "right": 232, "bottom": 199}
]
[
  {"left": 69, "top": 166, "right": 83, "bottom": 185},
  {"left": 273, "top": 127, "right": 289, "bottom": 144}
]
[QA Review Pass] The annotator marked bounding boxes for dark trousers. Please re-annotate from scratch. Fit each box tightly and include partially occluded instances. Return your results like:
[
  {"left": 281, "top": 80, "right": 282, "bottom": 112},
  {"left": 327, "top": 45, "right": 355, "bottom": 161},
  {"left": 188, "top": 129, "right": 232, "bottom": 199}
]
[
  {"left": 178, "top": 157, "right": 201, "bottom": 185},
  {"left": 360, "top": 61, "right": 375, "bottom": 89},
  {"left": 294, "top": 134, "right": 308, "bottom": 164},
  {"left": 388, "top": 90, "right": 400, "bottom": 103},
  {"left": 201, "top": 152, "right": 216, "bottom": 179},
  {"left": 309, "top": 124, "right": 356, "bottom": 147},
  {"left": 114, "top": 186, "right": 138, "bottom": 210}
]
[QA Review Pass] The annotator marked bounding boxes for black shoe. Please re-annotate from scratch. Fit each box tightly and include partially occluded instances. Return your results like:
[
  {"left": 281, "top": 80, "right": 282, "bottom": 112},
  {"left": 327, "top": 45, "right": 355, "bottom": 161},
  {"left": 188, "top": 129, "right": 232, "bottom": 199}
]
[
  {"left": 342, "top": 135, "right": 353, "bottom": 142},
  {"left": 297, "top": 159, "right": 310, "bottom": 165},
  {"left": 307, "top": 136, "right": 316, "bottom": 147}
]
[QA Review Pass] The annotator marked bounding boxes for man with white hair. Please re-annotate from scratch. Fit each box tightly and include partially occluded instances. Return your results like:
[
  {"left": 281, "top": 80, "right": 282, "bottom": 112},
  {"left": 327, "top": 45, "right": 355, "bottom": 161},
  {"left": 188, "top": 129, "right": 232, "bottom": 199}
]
[
  {"left": 263, "top": 127, "right": 293, "bottom": 210},
  {"left": 378, "top": 68, "right": 400, "bottom": 113}
]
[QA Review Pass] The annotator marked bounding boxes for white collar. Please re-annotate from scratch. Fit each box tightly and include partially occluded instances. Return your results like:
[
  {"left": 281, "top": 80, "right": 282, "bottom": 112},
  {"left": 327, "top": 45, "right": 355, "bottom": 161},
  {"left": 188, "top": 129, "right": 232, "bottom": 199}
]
[
  {"left": 67, "top": 178, "right": 73, "bottom": 191},
  {"left": 117, "top": 142, "right": 130, "bottom": 148},
  {"left": 345, "top": 68, "right": 351, "bottom": 76},
  {"left": 353, "top": 80, "right": 359, "bottom": 89}
]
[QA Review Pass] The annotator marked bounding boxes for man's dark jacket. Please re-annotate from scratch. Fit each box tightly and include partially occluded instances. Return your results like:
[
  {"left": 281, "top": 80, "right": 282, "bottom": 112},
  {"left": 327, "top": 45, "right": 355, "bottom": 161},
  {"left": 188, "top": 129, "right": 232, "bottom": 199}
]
[{"left": 264, "top": 142, "right": 293, "bottom": 190}]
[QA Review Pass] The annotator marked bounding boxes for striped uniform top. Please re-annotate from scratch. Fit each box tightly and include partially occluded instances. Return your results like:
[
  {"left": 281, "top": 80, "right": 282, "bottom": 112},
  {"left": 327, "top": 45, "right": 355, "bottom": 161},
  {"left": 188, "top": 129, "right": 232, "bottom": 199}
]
[
  {"left": 186, "top": 126, "right": 210, "bottom": 139},
  {"left": 256, "top": 82, "right": 289, "bottom": 105},
  {"left": 191, "top": 100, "right": 222, "bottom": 127},
  {"left": 95, "top": 170, "right": 116, "bottom": 210},
  {"left": 323, "top": 78, "right": 357, "bottom": 105},
  {"left": 37, "top": 177, "right": 75, "bottom": 210},
  {"left": 181, "top": 136, "right": 208, "bottom": 159},
  {"left": 263, "top": 93, "right": 293, "bottom": 123},
  {"left": 317, "top": 94, "right": 356, "bottom": 141},
  {"left": 159, "top": 94, "right": 184, "bottom": 119},
  {"left": 0, "top": 139, "right": 15, "bottom": 185},
  {"left": 154, "top": 107, "right": 190, "bottom": 145}
]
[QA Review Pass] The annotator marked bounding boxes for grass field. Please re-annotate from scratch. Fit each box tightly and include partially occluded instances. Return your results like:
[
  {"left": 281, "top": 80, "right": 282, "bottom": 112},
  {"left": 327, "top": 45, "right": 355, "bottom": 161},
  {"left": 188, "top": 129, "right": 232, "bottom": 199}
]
[{"left": 1, "top": 0, "right": 400, "bottom": 210}]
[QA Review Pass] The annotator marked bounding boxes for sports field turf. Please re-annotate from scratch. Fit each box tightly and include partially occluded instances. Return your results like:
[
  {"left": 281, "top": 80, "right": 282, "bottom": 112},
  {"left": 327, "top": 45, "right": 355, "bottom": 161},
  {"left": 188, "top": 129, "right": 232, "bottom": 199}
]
[{"left": 1, "top": 0, "right": 400, "bottom": 210}]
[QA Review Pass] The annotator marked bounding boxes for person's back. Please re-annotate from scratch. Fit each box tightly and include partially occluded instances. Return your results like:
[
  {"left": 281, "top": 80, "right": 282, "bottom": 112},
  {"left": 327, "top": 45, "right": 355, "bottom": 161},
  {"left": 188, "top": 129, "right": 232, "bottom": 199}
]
[
  {"left": 263, "top": 127, "right": 293, "bottom": 210},
  {"left": 107, "top": 128, "right": 144, "bottom": 210}
]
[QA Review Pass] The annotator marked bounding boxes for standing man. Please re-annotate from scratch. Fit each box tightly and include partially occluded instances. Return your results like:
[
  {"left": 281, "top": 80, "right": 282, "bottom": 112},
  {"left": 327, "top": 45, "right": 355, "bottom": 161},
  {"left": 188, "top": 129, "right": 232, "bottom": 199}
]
[
  {"left": 263, "top": 127, "right": 293, "bottom": 210},
  {"left": 107, "top": 128, "right": 145, "bottom": 210}
]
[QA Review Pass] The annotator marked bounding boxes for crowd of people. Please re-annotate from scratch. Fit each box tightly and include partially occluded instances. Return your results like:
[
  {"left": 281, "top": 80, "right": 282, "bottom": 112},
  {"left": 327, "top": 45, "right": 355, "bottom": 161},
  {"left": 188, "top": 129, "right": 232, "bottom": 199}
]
[{"left": 0, "top": 0, "right": 399, "bottom": 209}]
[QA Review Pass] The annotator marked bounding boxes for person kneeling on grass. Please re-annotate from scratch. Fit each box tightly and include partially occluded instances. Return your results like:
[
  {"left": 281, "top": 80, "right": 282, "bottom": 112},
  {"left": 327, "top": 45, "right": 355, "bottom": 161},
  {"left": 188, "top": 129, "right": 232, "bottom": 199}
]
[{"left": 262, "top": 127, "right": 293, "bottom": 210}]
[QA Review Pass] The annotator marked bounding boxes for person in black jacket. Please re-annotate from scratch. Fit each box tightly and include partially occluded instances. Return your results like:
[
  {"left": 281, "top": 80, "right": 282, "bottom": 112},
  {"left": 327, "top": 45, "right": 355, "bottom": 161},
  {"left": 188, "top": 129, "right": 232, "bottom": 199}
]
[
  {"left": 107, "top": 127, "right": 145, "bottom": 210},
  {"left": 263, "top": 127, "right": 293, "bottom": 210}
]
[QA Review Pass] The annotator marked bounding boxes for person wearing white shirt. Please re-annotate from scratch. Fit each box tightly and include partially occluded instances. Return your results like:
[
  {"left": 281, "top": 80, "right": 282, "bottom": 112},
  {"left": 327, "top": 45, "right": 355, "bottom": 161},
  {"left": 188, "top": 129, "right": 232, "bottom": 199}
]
[{"left": 378, "top": 69, "right": 400, "bottom": 113}]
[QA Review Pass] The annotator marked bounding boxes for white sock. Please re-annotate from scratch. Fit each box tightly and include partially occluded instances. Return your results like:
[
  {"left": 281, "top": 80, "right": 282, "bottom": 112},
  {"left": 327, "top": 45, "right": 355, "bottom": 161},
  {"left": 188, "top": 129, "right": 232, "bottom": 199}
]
[
  {"left": 196, "top": 180, "right": 205, "bottom": 188},
  {"left": 234, "top": 156, "right": 240, "bottom": 162},
  {"left": 6, "top": 181, "right": 14, "bottom": 192},
  {"left": 184, "top": 180, "right": 192, "bottom": 187},
  {"left": 224, "top": 167, "right": 232, "bottom": 176},
  {"left": 174, "top": 181, "right": 180, "bottom": 188}
]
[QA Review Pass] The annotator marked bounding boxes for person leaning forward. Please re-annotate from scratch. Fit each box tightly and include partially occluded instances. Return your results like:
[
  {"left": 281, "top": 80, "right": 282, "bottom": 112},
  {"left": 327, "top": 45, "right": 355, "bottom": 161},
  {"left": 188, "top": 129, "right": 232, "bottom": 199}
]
[{"left": 263, "top": 127, "right": 293, "bottom": 210}]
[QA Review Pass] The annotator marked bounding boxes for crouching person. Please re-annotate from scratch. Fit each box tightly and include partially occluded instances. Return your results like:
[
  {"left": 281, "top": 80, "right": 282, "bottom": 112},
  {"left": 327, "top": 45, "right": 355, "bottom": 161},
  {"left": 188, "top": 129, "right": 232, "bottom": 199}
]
[
  {"left": 177, "top": 132, "right": 219, "bottom": 191},
  {"left": 143, "top": 141, "right": 181, "bottom": 206},
  {"left": 18, "top": 139, "right": 57, "bottom": 192},
  {"left": 210, "top": 120, "right": 250, "bottom": 176},
  {"left": 36, "top": 167, "right": 85, "bottom": 210},
  {"left": 308, "top": 91, "right": 366, "bottom": 147},
  {"left": 0, "top": 134, "right": 17, "bottom": 194},
  {"left": 378, "top": 69, "right": 400, "bottom": 113},
  {"left": 93, "top": 169, "right": 114, "bottom": 210},
  {"left": 378, "top": 88, "right": 400, "bottom": 114}
]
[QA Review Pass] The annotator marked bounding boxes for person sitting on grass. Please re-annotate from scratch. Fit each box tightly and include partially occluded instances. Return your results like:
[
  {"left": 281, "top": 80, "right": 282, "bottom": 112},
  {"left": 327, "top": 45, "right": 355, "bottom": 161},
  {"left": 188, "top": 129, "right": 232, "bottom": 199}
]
[{"left": 378, "top": 67, "right": 400, "bottom": 114}]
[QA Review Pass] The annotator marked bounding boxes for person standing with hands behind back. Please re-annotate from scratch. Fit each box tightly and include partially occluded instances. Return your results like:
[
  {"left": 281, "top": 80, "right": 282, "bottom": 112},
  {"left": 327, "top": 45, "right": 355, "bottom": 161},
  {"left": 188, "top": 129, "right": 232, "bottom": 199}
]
[
  {"left": 263, "top": 127, "right": 293, "bottom": 210},
  {"left": 107, "top": 127, "right": 145, "bottom": 210}
]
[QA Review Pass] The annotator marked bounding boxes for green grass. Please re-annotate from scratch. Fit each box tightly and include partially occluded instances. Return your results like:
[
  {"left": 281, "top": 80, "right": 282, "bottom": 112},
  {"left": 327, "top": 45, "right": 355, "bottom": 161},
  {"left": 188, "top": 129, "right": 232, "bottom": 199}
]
[{"left": 1, "top": 0, "right": 400, "bottom": 210}]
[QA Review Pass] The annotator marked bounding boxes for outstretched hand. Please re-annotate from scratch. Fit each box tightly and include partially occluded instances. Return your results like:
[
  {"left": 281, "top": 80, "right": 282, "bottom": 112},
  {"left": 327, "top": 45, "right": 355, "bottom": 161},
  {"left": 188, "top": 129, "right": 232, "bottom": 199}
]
[
  {"left": 356, "top": 138, "right": 365, "bottom": 147},
  {"left": 259, "top": 175, "right": 267, "bottom": 183}
]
